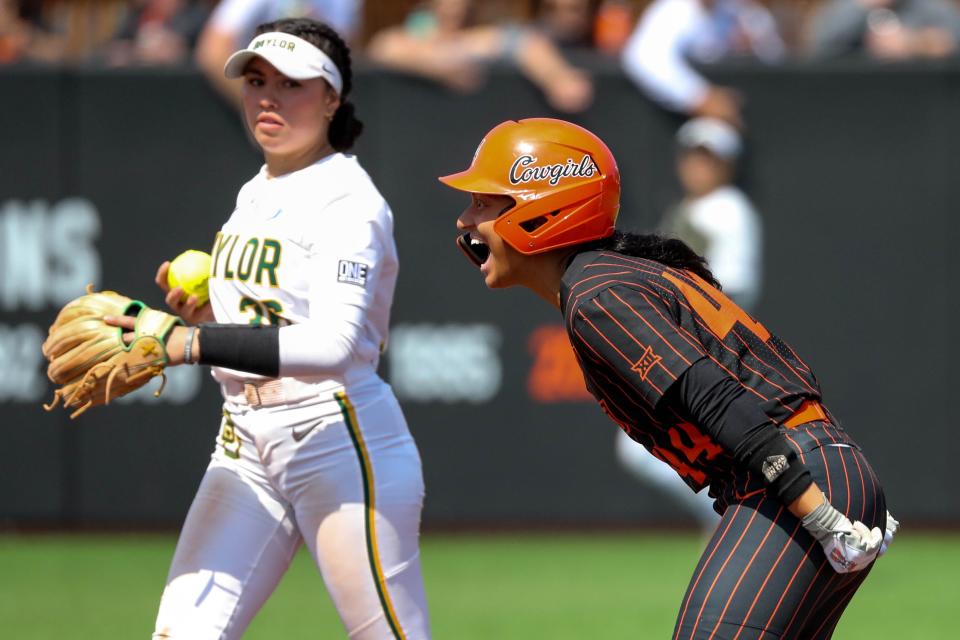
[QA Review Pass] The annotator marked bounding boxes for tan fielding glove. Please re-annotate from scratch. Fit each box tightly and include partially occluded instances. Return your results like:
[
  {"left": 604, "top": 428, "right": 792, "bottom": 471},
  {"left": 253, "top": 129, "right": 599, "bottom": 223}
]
[{"left": 42, "top": 286, "right": 183, "bottom": 418}]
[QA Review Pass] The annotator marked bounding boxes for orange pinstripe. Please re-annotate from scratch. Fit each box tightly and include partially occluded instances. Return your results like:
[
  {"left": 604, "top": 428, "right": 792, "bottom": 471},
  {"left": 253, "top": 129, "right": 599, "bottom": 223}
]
[
  {"left": 730, "top": 329, "right": 817, "bottom": 395},
  {"left": 632, "top": 280, "right": 795, "bottom": 411},
  {"left": 591, "top": 297, "right": 680, "bottom": 379},
  {"left": 644, "top": 275, "right": 810, "bottom": 405},
  {"left": 813, "top": 434, "right": 833, "bottom": 503},
  {"left": 661, "top": 294, "right": 799, "bottom": 412},
  {"left": 606, "top": 289, "right": 698, "bottom": 366},
  {"left": 760, "top": 539, "right": 818, "bottom": 633},
  {"left": 813, "top": 576, "right": 863, "bottom": 638},
  {"left": 706, "top": 505, "right": 785, "bottom": 640},
  {"left": 565, "top": 274, "right": 642, "bottom": 325},
  {"left": 732, "top": 486, "right": 765, "bottom": 502},
  {"left": 863, "top": 450, "right": 880, "bottom": 527},
  {"left": 674, "top": 504, "right": 744, "bottom": 640},
  {"left": 561, "top": 251, "right": 881, "bottom": 640},
  {"left": 571, "top": 326, "right": 660, "bottom": 415},
  {"left": 570, "top": 253, "right": 818, "bottom": 413},
  {"left": 596, "top": 251, "right": 671, "bottom": 274},
  {"left": 688, "top": 505, "right": 763, "bottom": 638},
  {"left": 784, "top": 440, "right": 843, "bottom": 635},
  {"left": 794, "top": 571, "right": 841, "bottom": 636},
  {"left": 575, "top": 309, "right": 667, "bottom": 396},
  {"left": 779, "top": 553, "right": 831, "bottom": 637},
  {"left": 731, "top": 519, "right": 804, "bottom": 640},
  {"left": 603, "top": 278, "right": 801, "bottom": 418},
  {"left": 837, "top": 444, "right": 852, "bottom": 515},
  {"left": 795, "top": 444, "right": 858, "bottom": 636},
  {"left": 784, "top": 432, "right": 809, "bottom": 466},
  {"left": 849, "top": 447, "right": 868, "bottom": 522}
]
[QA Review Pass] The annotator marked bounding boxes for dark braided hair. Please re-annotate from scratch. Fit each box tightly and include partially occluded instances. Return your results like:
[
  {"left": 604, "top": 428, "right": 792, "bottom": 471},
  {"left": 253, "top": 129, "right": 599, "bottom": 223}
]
[
  {"left": 254, "top": 18, "right": 363, "bottom": 151},
  {"left": 581, "top": 230, "right": 721, "bottom": 289}
]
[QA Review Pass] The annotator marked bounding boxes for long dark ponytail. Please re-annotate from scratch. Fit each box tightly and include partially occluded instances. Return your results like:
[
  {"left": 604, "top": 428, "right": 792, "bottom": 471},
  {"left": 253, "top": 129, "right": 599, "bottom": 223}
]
[
  {"left": 255, "top": 18, "right": 363, "bottom": 151},
  {"left": 583, "top": 231, "right": 721, "bottom": 289}
]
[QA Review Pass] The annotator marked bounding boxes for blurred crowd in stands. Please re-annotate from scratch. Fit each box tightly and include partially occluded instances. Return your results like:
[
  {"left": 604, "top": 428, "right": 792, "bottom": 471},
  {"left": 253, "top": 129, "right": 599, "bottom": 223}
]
[
  {"left": 5, "top": 1, "right": 949, "bottom": 511},
  {"left": 3, "top": 0, "right": 960, "bottom": 120}
]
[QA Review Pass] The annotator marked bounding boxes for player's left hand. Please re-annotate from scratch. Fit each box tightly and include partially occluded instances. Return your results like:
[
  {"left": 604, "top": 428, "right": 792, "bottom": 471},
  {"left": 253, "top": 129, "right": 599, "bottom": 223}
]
[
  {"left": 43, "top": 287, "right": 182, "bottom": 418},
  {"left": 801, "top": 500, "right": 883, "bottom": 573}
]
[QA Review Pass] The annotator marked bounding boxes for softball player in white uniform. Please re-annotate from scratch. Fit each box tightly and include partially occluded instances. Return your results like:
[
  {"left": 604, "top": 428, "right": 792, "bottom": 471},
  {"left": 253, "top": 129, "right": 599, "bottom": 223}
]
[{"left": 146, "top": 19, "right": 431, "bottom": 640}]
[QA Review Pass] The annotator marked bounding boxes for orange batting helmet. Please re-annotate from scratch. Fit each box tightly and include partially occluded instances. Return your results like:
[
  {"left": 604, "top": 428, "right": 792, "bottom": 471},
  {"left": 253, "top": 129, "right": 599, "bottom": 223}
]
[{"left": 439, "top": 118, "right": 620, "bottom": 255}]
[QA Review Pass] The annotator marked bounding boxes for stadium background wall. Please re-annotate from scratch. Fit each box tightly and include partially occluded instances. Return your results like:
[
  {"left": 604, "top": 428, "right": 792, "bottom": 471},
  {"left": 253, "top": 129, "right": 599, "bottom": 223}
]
[{"left": 1, "top": 60, "right": 956, "bottom": 528}]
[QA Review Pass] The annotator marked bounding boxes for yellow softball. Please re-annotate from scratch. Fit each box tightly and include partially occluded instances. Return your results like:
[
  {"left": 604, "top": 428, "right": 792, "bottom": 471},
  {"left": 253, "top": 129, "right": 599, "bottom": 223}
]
[{"left": 167, "top": 250, "right": 212, "bottom": 305}]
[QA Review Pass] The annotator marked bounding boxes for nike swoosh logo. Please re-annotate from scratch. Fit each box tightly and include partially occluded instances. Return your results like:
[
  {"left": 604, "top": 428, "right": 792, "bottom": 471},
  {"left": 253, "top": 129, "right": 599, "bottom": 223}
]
[{"left": 292, "top": 419, "right": 323, "bottom": 442}]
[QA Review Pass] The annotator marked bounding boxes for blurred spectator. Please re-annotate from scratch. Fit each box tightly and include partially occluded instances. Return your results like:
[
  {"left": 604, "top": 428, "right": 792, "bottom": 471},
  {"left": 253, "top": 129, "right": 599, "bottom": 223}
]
[
  {"left": 0, "top": 0, "right": 30, "bottom": 63},
  {"left": 593, "top": 0, "right": 634, "bottom": 54},
  {"left": 103, "top": 0, "right": 210, "bottom": 67},
  {"left": 530, "top": 0, "right": 600, "bottom": 52},
  {"left": 663, "top": 117, "right": 762, "bottom": 309},
  {"left": 0, "top": 0, "right": 99, "bottom": 65},
  {"left": 621, "top": 0, "right": 786, "bottom": 128},
  {"left": 34, "top": 0, "right": 129, "bottom": 63},
  {"left": 617, "top": 117, "right": 762, "bottom": 529},
  {"left": 195, "top": 0, "right": 362, "bottom": 104},
  {"left": 366, "top": 0, "right": 593, "bottom": 113},
  {"left": 807, "top": 0, "right": 960, "bottom": 59},
  {"left": 529, "top": 0, "right": 633, "bottom": 56}
]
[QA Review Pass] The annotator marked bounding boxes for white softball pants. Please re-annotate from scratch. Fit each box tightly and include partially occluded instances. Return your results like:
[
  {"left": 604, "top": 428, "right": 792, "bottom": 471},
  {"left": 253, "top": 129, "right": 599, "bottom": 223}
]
[{"left": 152, "top": 378, "right": 430, "bottom": 639}]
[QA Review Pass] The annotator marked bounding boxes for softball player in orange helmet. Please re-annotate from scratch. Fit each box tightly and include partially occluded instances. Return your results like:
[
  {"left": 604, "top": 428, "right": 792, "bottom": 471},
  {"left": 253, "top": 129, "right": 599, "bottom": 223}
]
[{"left": 440, "top": 118, "right": 898, "bottom": 639}]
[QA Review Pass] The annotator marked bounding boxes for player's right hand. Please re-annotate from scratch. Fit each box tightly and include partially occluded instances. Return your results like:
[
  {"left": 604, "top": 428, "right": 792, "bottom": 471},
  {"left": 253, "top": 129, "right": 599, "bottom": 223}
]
[
  {"left": 155, "top": 261, "right": 215, "bottom": 326},
  {"left": 801, "top": 500, "right": 883, "bottom": 574},
  {"left": 878, "top": 510, "right": 899, "bottom": 556}
]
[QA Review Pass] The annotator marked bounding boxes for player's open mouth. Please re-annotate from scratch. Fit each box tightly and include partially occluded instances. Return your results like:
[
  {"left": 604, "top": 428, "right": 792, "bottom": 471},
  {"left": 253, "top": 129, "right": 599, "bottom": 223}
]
[{"left": 457, "top": 233, "right": 489, "bottom": 268}]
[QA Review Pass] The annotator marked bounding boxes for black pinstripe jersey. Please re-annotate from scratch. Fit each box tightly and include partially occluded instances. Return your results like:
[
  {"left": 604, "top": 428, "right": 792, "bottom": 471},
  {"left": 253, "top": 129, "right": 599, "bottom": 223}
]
[{"left": 560, "top": 250, "right": 832, "bottom": 492}]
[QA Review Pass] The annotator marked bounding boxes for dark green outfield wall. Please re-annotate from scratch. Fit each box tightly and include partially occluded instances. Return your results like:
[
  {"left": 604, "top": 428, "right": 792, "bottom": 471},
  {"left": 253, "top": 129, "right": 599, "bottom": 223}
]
[{"left": 1, "top": 59, "right": 957, "bottom": 527}]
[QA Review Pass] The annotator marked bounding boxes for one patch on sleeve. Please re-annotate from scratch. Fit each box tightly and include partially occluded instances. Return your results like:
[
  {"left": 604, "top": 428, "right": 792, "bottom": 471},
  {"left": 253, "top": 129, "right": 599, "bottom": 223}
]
[{"left": 337, "top": 259, "right": 369, "bottom": 287}]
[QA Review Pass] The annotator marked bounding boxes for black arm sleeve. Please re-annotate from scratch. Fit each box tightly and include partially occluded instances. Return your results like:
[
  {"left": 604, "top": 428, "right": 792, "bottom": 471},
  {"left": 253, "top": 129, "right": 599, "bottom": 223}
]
[
  {"left": 198, "top": 323, "right": 280, "bottom": 378},
  {"left": 675, "top": 358, "right": 813, "bottom": 505}
]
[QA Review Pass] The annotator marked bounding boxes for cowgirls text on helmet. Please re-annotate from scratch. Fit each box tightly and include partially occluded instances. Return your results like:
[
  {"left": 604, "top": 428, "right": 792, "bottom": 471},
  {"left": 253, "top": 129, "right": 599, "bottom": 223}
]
[{"left": 439, "top": 118, "right": 620, "bottom": 262}]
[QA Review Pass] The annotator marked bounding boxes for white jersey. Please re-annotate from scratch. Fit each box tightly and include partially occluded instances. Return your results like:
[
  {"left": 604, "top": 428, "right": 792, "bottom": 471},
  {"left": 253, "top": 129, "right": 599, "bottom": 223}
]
[
  {"left": 669, "top": 185, "right": 763, "bottom": 310},
  {"left": 209, "top": 0, "right": 362, "bottom": 43},
  {"left": 208, "top": 152, "right": 397, "bottom": 390},
  {"left": 155, "top": 153, "right": 431, "bottom": 639}
]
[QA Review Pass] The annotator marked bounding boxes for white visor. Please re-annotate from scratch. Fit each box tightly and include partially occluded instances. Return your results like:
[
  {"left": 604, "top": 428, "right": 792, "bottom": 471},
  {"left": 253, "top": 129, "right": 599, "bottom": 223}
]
[
  {"left": 224, "top": 32, "right": 343, "bottom": 95},
  {"left": 676, "top": 117, "right": 742, "bottom": 160}
]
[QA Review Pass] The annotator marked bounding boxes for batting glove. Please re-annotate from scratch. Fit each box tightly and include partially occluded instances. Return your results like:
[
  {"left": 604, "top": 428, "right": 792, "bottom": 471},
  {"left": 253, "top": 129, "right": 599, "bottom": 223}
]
[
  {"left": 801, "top": 500, "right": 883, "bottom": 573},
  {"left": 878, "top": 510, "right": 899, "bottom": 557}
]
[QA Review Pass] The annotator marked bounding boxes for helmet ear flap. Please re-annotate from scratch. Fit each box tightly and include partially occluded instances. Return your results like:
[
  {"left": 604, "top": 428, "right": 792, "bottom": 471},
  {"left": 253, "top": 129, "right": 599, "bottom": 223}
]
[
  {"left": 494, "top": 181, "right": 607, "bottom": 254},
  {"left": 518, "top": 211, "right": 558, "bottom": 233}
]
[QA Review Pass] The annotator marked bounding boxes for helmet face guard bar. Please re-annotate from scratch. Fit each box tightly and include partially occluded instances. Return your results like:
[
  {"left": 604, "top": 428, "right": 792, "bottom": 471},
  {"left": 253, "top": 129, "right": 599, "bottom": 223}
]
[
  {"left": 456, "top": 234, "right": 484, "bottom": 267},
  {"left": 456, "top": 200, "right": 513, "bottom": 268}
]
